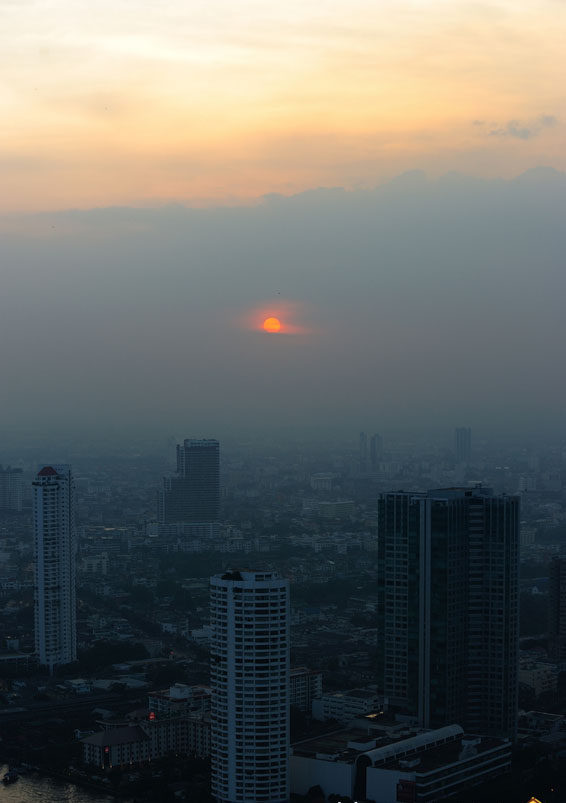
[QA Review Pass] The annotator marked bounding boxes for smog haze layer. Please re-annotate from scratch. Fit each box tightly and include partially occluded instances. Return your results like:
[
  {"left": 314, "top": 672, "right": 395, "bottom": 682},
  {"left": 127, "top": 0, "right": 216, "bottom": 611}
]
[{"left": 1, "top": 169, "right": 565, "bottom": 446}]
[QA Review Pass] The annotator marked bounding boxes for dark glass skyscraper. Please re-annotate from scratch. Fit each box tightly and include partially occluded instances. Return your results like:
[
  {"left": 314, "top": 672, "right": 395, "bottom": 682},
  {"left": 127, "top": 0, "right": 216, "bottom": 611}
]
[
  {"left": 159, "top": 438, "right": 220, "bottom": 524},
  {"left": 377, "top": 486, "right": 519, "bottom": 739}
]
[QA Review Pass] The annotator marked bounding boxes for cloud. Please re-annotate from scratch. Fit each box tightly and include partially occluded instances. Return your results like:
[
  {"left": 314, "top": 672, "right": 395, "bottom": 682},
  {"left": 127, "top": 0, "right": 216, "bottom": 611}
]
[
  {"left": 539, "top": 114, "right": 558, "bottom": 128},
  {"left": 481, "top": 114, "right": 559, "bottom": 140}
]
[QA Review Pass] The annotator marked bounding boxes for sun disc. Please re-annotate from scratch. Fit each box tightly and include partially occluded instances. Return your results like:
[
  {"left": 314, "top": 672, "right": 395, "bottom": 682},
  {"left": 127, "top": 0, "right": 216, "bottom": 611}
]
[{"left": 263, "top": 316, "right": 281, "bottom": 333}]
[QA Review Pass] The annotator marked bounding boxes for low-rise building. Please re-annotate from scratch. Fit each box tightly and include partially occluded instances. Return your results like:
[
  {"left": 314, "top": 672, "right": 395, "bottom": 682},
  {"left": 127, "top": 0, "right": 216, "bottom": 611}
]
[
  {"left": 82, "top": 683, "right": 212, "bottom": 768},
  {"left": 291, "top": 725, "right": 512, "bottom": 803},
  {"left": 317, "top": 500, "right": 355, "bottom": 519},
  {"left": 148, "top": 683, "right": 211, "bottom": 717},
  {"left": 519, "top": 662, "right": 558, "bottom": 697},
  {"left": 312, "top": 688, "right": 384, "bottom": 723},
  {"left": 81, "top": 712, "right": 211, "bottom": 768},
  {"left": 310, "top": 473, "right": 339, "bottom": 492},
  {"left": 290, "top": 667, "right": 323, "bottom": 713},
  {"left": 82, "top": 725, "right": 150, "bottom": 768}
]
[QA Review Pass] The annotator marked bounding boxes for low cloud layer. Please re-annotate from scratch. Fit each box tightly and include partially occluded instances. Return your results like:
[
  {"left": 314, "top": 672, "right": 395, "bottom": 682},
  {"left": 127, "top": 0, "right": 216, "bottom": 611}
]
[{"left": 478, "top": 114, "right": 559, "bottom": 140}]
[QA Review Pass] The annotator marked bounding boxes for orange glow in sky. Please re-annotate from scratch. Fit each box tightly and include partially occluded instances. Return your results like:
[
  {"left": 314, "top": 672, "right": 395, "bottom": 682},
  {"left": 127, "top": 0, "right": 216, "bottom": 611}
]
[
  {"left": 1, "top": 1, "right": 564, "bottom": 211},
  {"left": 263, "top": 317, "right": 282, "bottom": 333},
  {"left": 237, "top": 300, "right": 314, "bottom": 336}
]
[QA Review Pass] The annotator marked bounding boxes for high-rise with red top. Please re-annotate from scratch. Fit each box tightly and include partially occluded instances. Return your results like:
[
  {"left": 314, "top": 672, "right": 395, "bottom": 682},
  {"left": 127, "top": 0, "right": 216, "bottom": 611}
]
[{"left": 33, "top": 464, "right": 77, "bottom": 671}]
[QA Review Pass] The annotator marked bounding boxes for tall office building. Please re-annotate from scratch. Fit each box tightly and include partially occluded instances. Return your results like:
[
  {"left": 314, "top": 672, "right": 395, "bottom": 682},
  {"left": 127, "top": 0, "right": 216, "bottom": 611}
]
[
  {"left": 33, "top": 465, "right": 77, "bottom": 671},
  {"left": 455, "top": 427, "right": 472, "bottom": 463},
  {"left": 377, "top": 487, "right": 519, "bottom": 739},
  {"left": 159, "top": 438, "right": 220, "bottom": 524},
  {"left": 0, "top": 465, "right": 23, "bottom": 511},
  {"left": 359, "top": 432, "right": 368, "bottom": 472},
  {"left": 210, "top": 570, "right": 289, "bottom": 803},
  {"left": 548, "top": 557, "right": 566, "bottom": 662},
  {"left": 369, "top": 433, "right": 382, "bottom": 469}
]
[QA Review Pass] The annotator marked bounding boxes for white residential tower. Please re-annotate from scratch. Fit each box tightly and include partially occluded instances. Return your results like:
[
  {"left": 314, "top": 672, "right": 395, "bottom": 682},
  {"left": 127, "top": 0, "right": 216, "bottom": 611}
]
[{"left": 210, "top": 570, "right": 289, "bottom": 803}]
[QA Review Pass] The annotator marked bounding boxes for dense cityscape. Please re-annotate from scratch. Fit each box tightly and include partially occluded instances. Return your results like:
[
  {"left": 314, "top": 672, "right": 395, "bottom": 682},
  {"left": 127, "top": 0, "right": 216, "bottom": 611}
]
[
  {"left": 2, "top": 0, "right": 564, "bottom": 801},
  {"left": 1, "top": 429, "right": 565, "bottom": 802}
]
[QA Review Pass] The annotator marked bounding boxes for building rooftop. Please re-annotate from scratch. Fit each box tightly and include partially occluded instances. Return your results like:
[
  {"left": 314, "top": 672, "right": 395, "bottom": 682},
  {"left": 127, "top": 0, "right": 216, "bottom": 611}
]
[
  {"left": 82, "top": 725, "right": 149, "bottom": 747},
  {"left": 379, "top": 735, "right": 508, "bottom": 774},
  {"left": 290, "top": 666, "right": 320, "bottom": 677},
  {"left": 214, "top": 570, "right": 283, "bottom": 583},
  {"left": 37, "top": 466, "right": 58, "bottom": 477},
  {"left": 292, "top": 728, "right": 382, "bottom": 762},
  {"left": 325, "top": 688, "right": 379, "bottom": 700}
]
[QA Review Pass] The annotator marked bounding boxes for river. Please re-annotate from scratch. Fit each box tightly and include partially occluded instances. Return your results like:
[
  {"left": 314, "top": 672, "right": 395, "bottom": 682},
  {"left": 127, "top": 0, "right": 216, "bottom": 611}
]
[{"left": 0, "top": 765, "right": 132, "bottom": 802}]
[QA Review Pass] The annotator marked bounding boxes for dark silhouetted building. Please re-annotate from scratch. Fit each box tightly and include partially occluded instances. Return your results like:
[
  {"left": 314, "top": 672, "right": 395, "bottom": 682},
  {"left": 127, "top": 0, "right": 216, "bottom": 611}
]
[
  {"left": 549, "top": 556, "right": 566, "bottom": 662},
  {"left": 377, "top": 486, "right": 519, "bottom": 739},
  {"left": 455, "top": 427, "right": 472, "bottom": 463},
  {"left": 159, "top": 438, "right": 220, "bottom": 524},
  {"left": 33, "top": 464, "right": 77, "bottom": 671}
]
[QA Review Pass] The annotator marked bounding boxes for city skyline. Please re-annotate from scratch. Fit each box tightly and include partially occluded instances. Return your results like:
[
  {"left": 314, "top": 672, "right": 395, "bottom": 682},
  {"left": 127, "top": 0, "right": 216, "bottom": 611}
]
[
  {"left": 0, "top": 431, "right": 563, "bottom": 800},
  {"left": 0, "top": 0, "right": 564, "bottom": 800}
]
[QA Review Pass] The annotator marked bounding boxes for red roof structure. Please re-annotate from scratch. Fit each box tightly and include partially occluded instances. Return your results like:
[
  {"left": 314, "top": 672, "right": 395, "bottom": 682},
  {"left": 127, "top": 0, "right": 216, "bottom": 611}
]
[{"left": 37, "top": 466, "right": 58, "bottom": 476}]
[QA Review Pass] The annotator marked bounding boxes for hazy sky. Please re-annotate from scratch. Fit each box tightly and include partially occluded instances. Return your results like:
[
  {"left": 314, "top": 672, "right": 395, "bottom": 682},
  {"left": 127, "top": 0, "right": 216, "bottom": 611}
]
[
  {"left": 1, "top": 170, "right": 565, "bottom": 442},
  {"left": 1, "top": 0, "right": 565, "bottom": 210}
]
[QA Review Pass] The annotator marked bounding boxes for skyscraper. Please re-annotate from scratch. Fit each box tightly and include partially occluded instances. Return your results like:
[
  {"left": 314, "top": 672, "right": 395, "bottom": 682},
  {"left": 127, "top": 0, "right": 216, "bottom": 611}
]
[
  {"left": 0, "top": 465, "right": 23, "bottom": 511},
  {"left": 210, "top": 570, "right": 289, "bottom": 803},
  {"left": 359, "top": 431, "right": 368, "bottom": 472},
  {"left": 159, "top": 438, "right": 220, "bottom": 524},
  {"left": 33, "top": 464, "right": 77, "bottom": 671},
  {"left": 548, "top": 556, "right": 566, "bottom": 662},
  {"left": 377, "top": 487, "right": 519, "bottom": 739},
  {"left": 455, "top": 427, "right": 472, "bottom": 463},
  {"left": 369, "top": 433, "right": 382, "bottom": 469}
]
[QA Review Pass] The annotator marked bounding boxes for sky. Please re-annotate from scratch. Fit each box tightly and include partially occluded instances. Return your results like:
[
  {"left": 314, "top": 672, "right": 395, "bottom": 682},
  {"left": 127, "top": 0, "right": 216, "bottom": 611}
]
[
  {"left": 1, "top": 0, "right": 565, "bottom": 211},
  {"left": 1, "top": 1, "right": 565, "bottom": 446},
  {"left": 1, "top": 169, "right": 565, "bottom": 444}
]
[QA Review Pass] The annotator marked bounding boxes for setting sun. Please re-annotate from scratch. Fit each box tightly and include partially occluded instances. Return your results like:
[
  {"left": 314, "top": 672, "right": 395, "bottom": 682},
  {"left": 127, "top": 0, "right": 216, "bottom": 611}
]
[{"left": 263, "top": 317, "right": 281, "bottom": 333}]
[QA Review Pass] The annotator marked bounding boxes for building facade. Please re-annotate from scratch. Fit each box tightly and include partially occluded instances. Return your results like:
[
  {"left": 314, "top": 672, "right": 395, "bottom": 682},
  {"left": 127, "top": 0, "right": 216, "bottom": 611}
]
[
  {"left": 454, "top": 427, "right": 472, "bottom": 463},
  {"left": 548, "top": 556, "right": 566, "bottom": 662},
  {"left": 0, "top": 465, "right": 23, "bottom": 511},
  {"left": 290, "top": 667, "right": 323, "bottom": 712},
  {"left": 369, "top": 434, "right": 382, "bottom": 469},
  {"left": 377, "top": 487, "right": 519, "bottom": 739},
  {"left": 82, "top": 713, "right": 211, "bottom": 768},
  {"left": 33, "top": 464, "right": 77, "bottom": 670},
  {"left": 312, "top": 689, "right": 384, "bottom": 723},
  {"left": 210, "top": 570, "right": 289, "bottom": 803},
  {"left": 159, "top": 438, "right": 220, "bottom": 524}
]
